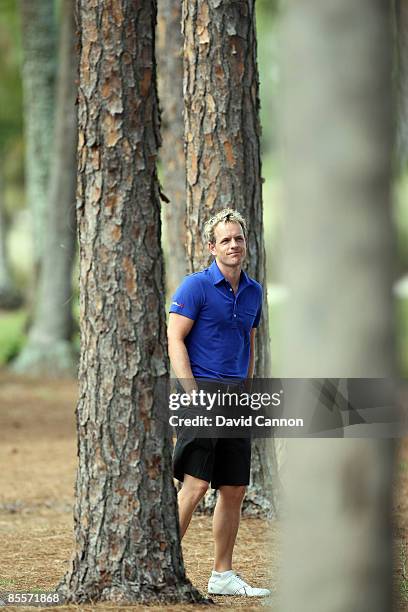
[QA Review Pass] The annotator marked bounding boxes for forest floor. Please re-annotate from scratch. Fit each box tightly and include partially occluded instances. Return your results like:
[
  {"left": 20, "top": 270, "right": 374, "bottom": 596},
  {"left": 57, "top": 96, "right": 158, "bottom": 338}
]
[{"left": 0, "top": 370, "right": 406, "bottom": 611}]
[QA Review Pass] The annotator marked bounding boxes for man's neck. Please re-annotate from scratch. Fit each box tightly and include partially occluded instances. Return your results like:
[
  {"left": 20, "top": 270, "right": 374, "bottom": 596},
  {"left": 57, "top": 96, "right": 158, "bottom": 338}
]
[{"left": 216, "top": 259, "right": 241, "bottom": 291}]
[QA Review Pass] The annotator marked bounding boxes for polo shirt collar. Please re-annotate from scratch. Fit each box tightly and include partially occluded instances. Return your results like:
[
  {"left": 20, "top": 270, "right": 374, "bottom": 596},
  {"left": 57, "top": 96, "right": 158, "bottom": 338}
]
[
  {"left": 209, "top": 259, "right": 250, "bottom": 289},
  {"left": 209, "top": 259, "right": 225, "bottom": 285}
]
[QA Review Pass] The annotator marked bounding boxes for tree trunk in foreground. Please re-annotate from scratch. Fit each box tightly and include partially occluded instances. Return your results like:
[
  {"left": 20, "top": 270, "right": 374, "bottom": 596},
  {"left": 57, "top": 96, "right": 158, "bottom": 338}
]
[
  {"left": 183, "top": 0, "right": 281, "bottom": 518},
  {"left": 14, "top": 0, "right": 77, "bottom": 376},
  {"left": 57, "top": 0, "right": 204, "bottom": 604},
  {"left": 280, "top": 1, "right": 395, "bottom": 610},
  {"left": 157, "top": 0, "right": 187, "bottom": 296},
  {"left": 396, "top": 0, "right": 408, "bottom": 168},
  {"left": 20, "top": 0, "right": 56, "bottom": 273}
]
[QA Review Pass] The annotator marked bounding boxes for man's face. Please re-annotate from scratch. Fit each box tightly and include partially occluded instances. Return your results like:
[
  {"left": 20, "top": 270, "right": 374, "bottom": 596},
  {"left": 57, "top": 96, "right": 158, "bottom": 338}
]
[{"left": 209, "top": 221, "right": 246, "bottom": 268}]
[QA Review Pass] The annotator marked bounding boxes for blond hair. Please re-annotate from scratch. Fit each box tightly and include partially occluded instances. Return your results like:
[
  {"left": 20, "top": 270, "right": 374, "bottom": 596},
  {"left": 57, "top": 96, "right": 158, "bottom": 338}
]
[{"left": 203, "top": 208, "right": 247, "bottom": 244}]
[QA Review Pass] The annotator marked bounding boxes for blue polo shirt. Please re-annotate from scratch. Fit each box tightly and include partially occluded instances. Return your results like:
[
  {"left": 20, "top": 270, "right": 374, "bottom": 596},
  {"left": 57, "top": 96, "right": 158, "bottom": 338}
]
[{"left": 169, "top": 260, "right": 262, "bottom": 380}]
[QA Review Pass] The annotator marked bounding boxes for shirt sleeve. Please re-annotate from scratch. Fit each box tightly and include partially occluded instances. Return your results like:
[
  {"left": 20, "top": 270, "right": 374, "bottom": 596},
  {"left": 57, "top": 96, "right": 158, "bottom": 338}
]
[
  {"left": 253, "top": 286, "right": 263, "bottom": 328},
  {"left": 168, "top": 274, "right": 204, "bottom": 321}
]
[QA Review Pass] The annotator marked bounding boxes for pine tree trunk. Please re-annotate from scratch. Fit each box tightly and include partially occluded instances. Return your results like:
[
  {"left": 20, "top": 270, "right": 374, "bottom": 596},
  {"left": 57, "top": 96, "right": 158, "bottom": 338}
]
[
  {"left": 13, "top": 0, "right": 77, "bottom": 376},
  {"left": 20, "top": 0, "right": 56, "bottom": 272},
  {"left": 57, "top": 0, "right": 205, "bottom": 604},
  {"left": 0, "top": 173, "right": 11, "bottom": 294},
  {"left": 0, "top": 168, "right": 21, "bottom": 310},
  {"left": 182, "top": 0, "right": 281, "bottom": 517},
  {"left": 280, "top": 1, "right": 395, "bottom": 610},
  {"left": 157, "top": 0, "right": 187, "bottom": 296},
  {"left": 396, "top": 0, "right": 408, "bottom": 168}
]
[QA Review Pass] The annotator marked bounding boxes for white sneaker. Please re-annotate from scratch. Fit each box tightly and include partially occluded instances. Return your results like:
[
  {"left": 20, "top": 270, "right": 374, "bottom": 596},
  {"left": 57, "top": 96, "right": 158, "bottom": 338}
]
[{"left": 208, "top": 570, "right": 271, "bottom": 597}]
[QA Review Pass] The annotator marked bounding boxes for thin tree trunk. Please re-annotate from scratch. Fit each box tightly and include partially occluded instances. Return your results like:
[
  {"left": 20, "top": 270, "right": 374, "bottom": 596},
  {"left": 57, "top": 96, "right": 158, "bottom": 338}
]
[
  {"left": 57, "top": 0, "right": 205, "bottom": 604},
  {"left": 13, "top": 0, "right": 77, "bottom": 376},
  {"left": 0, "top": 168, "right": 21, "bottom": 310},
  {"left": 20, "top": 0, "right": 56, "bottom": 272},
  {"left": 0, "top": 174, "right": 11, "bottom": 292},
  {"left": 157, "top": 0, "right": 187, "bottom": 296},
  {"left": 182, "top": 0, "right": 281, "bottom": 517},
  {"left": 280, "top": 1, "right": 395, "bottom": 610}
]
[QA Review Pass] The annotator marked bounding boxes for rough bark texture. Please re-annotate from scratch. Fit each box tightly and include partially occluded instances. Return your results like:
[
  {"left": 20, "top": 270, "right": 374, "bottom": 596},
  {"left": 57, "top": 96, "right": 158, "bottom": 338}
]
[
  {"left": 182, "top": 0, "right": 281, "bottom": 518},
  {"left": 157, "top": 0, "right": 187, "bottom": 296},
  {"left": 57, "top": 0, "right": 205, "bottom": 604},
  {"left": 280, "top": 1, "right": 395, "bottom": 610},
  {"left": 183, "top": 0, "right": 269, "bottom": 375},
  {"left": 13, "top": 0, "right": 77, "bottom": 376},
  {"left": 20, "top": 0, "right": 56, "bottom": 270}
]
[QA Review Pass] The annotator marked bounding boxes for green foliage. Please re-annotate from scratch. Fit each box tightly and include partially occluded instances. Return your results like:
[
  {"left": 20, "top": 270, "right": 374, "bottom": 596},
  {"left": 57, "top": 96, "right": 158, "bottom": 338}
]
[
  {"left": 4, "top": 138, "right": 25, "bottom": 216},
  {"left": 399, "top": 461, "right": 408, "bottom": 472},
  {"left": 256, "top": 0, "right": 280, "bottom": 156},
  {"left": 0, "top": 309, "right": 27, "bottom": 365},
  {"left": 0, "top": 0, "right": 23, "bottom": 153},
  {"left": 268, "top": 283, "right": 287, "bottom": 374},
  {"left": 395, "top": 173, "right": 408, "bottom": 270},
  {"left": 396, "top": 294, "right": 408, "bottom": 377},
  {"left": 262, "top": 154, "right": 283, "bottom": 282},
  {"left": 256, "top": 0, "right": 280, "bottom": 18}
]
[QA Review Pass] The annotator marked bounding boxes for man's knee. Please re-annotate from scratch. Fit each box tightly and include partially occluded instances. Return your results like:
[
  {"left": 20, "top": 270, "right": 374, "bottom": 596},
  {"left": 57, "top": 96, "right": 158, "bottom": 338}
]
[
  {"left": 219, "top": 485, "right": 246, "bottom": 504},
  {"left": 181, "top": 475, "right": 209, "bottom": 504}
]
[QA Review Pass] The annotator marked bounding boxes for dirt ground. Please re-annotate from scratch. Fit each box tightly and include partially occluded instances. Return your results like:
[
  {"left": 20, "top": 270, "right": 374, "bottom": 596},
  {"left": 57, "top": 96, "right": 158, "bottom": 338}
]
[
  {"left": 0, "top": 371, "right": 406, "bottom": 611},
  {"left": 0, "top": 372, "right": 276, "bottom": 611}
]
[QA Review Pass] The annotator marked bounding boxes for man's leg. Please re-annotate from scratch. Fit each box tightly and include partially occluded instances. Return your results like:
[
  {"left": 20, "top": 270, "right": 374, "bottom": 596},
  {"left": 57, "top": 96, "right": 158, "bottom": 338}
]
[
  {"left": 208, "top": 484, "right": 271, "bottom": 597},
  {"left": 177, "top": 474, "right": 209, "bottom": 539},
  {"left": 207, "top": 441, "right": 270, "bottom": 596},
  {"left": 212, "top": 485, "right": 246, "bottom": 571}
]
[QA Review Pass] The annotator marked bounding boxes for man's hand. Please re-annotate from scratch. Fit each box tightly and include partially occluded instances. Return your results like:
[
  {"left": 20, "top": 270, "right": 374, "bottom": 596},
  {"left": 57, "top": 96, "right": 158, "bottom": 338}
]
[{"left": 167, "top": 313, "right": 198, "bottom": 395}]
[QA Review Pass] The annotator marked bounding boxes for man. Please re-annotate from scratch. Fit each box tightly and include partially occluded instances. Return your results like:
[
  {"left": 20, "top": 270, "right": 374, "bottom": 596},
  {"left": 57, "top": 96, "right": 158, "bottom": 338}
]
[{"left": 167, "top": 208, "right": 271, "bottom": 597}]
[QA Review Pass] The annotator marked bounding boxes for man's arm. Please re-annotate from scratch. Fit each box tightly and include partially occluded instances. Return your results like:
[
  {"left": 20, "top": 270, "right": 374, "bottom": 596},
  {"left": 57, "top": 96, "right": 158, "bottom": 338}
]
[
  {"left": 167, "top": 312, "right": 198, "bottom": 395},
  {"left": 246, "top": 328, "right": 256, "bottom": 380}
]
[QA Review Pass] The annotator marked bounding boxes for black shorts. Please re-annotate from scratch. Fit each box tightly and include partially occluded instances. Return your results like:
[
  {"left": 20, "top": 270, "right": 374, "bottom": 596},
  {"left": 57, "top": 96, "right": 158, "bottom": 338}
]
[{"left": 173, "top": 436, "right": 251, "bottom": 490}]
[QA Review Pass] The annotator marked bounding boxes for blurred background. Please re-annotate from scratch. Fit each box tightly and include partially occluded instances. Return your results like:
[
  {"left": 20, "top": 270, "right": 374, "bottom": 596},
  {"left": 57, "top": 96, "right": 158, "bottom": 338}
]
[
  {"left": 1, "top": 3, "right": 408, "bottom": 607},
  {"left": 0, "top": 0, "right": 407, "bottom": 377},
  {"left": 0, "top": 0, "right": 282, "bottom": 375}
]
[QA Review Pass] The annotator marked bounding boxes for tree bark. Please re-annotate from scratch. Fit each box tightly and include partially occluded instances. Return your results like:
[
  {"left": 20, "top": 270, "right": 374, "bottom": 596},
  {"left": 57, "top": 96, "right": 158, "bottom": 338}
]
[
  {"left": 280, "top": 1, "right": 395, "bottom": 610},
  {"left": 20, "top": 0, "right": 56, "bottom": 271},
  {"left": 396, "top": 0, "right": 408, "bottom": 168},
  {"left": 57, "top": 0, "right": 205, "bottom": 604},
  {"left": 182, "top": 0, "right": 281, "bottom": 517},
  {"left": 13, "top": 0, "right": 77, "bottom": 376},
  {"left": 157, "top": 0, "right": 187, "bottom": 296}
]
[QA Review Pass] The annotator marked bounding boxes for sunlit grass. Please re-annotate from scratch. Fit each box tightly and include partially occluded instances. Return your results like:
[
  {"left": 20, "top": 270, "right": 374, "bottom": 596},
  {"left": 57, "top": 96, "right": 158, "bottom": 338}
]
[
  {"left": 0, "top": 309, "right": 27, "bottom": 365},
  {"left": 0, "top": 577, "right": 16, "bottom": 587}
]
